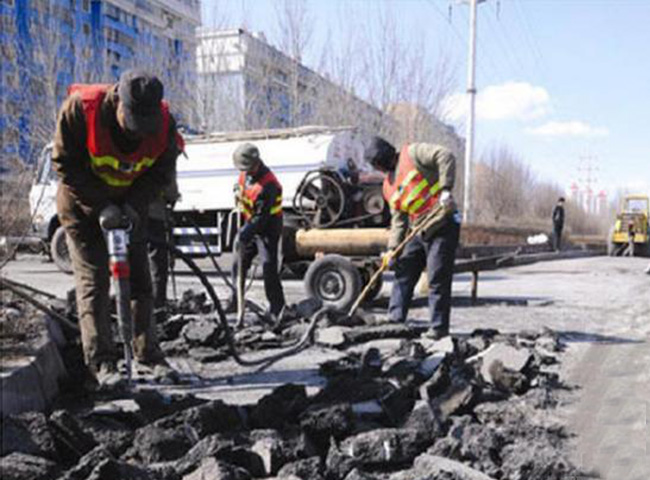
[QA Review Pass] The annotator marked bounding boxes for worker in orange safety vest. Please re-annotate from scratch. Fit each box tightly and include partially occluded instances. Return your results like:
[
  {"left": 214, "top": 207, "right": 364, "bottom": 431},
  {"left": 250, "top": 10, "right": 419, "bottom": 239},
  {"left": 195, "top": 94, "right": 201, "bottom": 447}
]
[
  {"left": 364, "top": 136, "right": 461, "bottom": 340},
  {"left": 229, "top": 143, "right": 286, "bottom": 321},
  {"left": 52, "top": 70, "right": 183, "bottom": 389}
]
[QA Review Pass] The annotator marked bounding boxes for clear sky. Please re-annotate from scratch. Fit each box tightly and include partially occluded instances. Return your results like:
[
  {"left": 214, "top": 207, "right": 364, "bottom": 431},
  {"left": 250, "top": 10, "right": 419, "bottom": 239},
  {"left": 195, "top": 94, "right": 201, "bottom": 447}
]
[{"left": 201, "top": 0, "right": 650, "bottom": 197}]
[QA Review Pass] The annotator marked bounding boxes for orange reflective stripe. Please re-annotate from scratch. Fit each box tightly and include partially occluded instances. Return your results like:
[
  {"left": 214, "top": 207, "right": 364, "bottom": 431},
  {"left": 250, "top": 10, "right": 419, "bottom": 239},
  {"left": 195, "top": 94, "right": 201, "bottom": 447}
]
[{"left": 383, "top": 145, "right": 442, "bottom": 218}]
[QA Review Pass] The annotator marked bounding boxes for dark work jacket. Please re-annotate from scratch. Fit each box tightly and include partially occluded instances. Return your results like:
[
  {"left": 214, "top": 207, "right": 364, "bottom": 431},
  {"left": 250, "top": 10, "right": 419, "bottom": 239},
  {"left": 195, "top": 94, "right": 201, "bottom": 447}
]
[{"left": 552, "top": 205, "right": 565, "bottom": 230}]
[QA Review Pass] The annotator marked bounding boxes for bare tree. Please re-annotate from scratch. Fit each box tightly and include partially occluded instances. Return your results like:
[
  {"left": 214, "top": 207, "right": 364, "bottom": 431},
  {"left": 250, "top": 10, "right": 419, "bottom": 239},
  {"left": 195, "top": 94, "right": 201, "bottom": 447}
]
[
  {"left": 272, "top": 0, "right": 314, "bottom": 127},
  {"left": 477, "top": 145, "right": 534, "bottom": 222},
  {"left": 1, "top": 0, "right": 106, "bottom": 236}
]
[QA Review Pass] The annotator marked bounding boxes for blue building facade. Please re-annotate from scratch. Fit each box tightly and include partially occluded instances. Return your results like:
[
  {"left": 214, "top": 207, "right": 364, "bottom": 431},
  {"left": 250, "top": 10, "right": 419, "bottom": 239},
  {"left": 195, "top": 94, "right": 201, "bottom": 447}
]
[{"left": 0, "top": 0, "right": 200, "bottom": 168}]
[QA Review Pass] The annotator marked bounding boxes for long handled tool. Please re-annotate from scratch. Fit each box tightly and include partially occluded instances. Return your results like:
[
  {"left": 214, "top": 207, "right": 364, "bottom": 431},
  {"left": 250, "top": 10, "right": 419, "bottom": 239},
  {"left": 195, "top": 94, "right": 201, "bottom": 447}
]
[
  {"left": 347, "top": 203, "right": 451, "bottom": 319},
  {"left": 102, "top": 222, "right": 134, "bottom": 385},
  {"left": 165, "top": 205, "right": 178, "bottom": 302},
  {"left": 235, "top": 196, "right": 246, "bottom": 329}
]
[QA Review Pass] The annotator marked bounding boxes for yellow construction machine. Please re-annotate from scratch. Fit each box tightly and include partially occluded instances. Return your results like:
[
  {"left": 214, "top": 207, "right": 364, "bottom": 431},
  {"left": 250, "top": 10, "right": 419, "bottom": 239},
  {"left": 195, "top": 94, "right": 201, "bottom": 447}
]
[{"left": 608, "top": 194, "right": 650, "bottom": 256}]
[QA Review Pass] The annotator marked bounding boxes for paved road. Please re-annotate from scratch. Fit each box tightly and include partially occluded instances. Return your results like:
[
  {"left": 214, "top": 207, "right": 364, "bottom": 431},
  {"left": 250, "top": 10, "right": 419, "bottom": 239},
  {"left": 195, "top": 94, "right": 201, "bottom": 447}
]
[{"left": 1, "top": 253, "right": 649, "bottom": 479}]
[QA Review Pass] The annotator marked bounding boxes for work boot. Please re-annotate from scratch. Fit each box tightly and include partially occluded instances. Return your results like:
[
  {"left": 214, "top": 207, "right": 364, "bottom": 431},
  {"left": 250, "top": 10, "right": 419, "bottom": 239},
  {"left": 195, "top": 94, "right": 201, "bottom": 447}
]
[
  {"left": 135, "top": 355, "right": 179, "bottom": 384},
  {"left": 93, "top": 362, "right": 127, "bottom": 391},
  {"left": 422, "top": 325, "right": 450, "bottom": 340},
  {"left": 224, "top": 292, "right": 237, "bottom": 314}
]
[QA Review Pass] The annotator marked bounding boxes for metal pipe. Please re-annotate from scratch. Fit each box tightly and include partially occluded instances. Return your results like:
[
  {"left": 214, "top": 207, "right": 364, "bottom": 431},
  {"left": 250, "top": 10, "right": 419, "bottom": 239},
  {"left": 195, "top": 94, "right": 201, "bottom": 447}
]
[{"left": 295, "top": 228, "right": 389, "bottom": 257}]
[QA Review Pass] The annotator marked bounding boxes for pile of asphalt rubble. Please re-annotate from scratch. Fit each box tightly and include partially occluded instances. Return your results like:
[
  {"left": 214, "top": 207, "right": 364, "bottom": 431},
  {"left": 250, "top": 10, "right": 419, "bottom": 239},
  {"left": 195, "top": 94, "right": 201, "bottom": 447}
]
[{"left": 1, "top": 289, "right": 584, "bottom": 480}]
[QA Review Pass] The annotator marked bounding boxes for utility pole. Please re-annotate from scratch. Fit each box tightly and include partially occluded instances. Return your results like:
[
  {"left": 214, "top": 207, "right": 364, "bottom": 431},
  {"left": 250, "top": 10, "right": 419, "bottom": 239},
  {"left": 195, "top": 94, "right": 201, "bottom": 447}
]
[{"left": 461, "top": 0, "right": 485, "bottom": 224}]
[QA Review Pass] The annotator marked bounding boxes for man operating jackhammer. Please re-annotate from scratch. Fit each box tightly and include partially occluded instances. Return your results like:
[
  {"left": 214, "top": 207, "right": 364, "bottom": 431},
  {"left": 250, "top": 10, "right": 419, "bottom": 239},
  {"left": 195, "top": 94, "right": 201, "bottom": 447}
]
[
  {"left": 364, "top": 136, "right": 461, "bottom": 340},
  {"left": 53, "top": 70, "right": 184, "bottom": 389},
  {"left": 228, "top": 143, "right": 286, "bottom": 324}
]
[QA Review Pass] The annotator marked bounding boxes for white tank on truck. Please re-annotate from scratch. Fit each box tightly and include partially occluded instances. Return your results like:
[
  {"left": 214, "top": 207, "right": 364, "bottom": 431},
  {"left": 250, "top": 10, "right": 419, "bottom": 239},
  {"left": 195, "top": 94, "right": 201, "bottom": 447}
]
[{"left": 173, "top": 125, "right": 387, "bottom": 256}]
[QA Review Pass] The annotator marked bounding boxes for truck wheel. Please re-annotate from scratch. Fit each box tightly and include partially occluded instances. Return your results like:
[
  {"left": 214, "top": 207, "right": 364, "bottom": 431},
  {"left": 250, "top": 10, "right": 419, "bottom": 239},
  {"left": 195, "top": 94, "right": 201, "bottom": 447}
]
[
  {"left": 305, "top": 254, "right": 361, "bottom": 311},
  {"left": 51, "top": 226, "right": 72, "bottom": 274}
]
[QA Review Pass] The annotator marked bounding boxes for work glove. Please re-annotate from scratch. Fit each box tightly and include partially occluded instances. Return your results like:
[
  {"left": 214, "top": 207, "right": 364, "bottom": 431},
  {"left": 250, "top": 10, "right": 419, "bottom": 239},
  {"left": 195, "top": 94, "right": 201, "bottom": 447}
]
[
  {"left": 238, "top": 225, "right": 254, "bottom": 245},
  {"left": 99, "top": 204, "right": 124, "bottom": 230},
  {"left": 439, "top": 189, "right": 456, "bottom": 212},
  {"left": 380, "top": 250, "right": 395, "bottom": 270},
  {"left": 122, "top": 203, "right": 140, "bottom": 230}
]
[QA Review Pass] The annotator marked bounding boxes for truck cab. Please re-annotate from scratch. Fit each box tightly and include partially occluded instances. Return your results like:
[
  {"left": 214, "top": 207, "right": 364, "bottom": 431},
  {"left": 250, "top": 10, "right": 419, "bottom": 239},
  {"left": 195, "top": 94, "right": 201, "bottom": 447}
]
[{"left": 29, "top": 143, "right": 72, "bottom": 272}]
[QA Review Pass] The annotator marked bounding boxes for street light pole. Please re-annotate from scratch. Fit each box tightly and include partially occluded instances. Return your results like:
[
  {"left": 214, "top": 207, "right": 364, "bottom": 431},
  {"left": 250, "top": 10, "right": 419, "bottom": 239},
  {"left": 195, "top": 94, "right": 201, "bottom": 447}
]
[{"left": 462, "top": 0, "right": 482, "bottom": 224}]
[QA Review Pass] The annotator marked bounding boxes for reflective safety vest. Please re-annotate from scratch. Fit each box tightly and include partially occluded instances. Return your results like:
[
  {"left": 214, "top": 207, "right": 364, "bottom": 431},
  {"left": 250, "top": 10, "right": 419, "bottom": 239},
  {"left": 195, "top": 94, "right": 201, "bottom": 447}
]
[
  {"left": 238, "top": 170, "right": 283, "bottom": 221},
  {"left": 67, "top": 84, "right": 171, "bottom": 189},
  {"left": 382, "top": 145, "right": 442, "bottom": 219}
]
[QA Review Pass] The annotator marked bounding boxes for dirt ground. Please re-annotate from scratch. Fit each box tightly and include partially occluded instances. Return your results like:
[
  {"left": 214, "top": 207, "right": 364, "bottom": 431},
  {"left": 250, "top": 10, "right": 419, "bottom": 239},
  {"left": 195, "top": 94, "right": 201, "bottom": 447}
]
[{"left": 1, "top": 253, "right": 649, "bottom": 479}]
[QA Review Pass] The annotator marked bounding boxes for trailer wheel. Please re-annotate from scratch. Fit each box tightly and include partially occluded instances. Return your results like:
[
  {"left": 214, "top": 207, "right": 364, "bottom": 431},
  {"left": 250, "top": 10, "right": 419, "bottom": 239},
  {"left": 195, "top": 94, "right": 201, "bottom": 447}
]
[
  {"left": 360, "top": 265, "right": 384, "bottom": 303},
  {"left": 305, "top": 254, "right": 361, "bottom": 311},
  {"left": 51, "top": 226, "right": 72, "bottom": 274}
]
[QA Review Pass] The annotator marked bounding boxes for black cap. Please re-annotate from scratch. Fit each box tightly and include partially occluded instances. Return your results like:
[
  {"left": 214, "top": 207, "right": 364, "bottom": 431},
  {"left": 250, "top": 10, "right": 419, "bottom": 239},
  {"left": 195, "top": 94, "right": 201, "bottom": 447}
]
[
  {"left": 364, "top": 136, "right": 397, "bottom": 172},
  {"left": 117, "top": 70, "right": 164, "bottom": 135}
]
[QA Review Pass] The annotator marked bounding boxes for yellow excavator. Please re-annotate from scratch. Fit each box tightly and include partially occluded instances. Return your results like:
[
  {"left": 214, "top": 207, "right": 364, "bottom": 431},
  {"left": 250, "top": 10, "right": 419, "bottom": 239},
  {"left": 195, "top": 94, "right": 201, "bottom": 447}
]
[{"left": 608, "top": 194, "right": 650, "bottom": 256}]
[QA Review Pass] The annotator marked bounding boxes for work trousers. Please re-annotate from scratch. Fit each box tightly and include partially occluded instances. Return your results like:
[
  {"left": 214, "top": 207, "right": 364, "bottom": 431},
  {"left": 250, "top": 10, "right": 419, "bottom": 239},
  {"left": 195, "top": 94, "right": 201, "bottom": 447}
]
[
  {"left": 552, "top": 226, "right": 563, "bottom": 251},
  {"left": 148, "top": 217, "right": 170, "bottom": 323},
  {"left": 233, "top": 231, "right": 286, "bottom": 316},
  {"left": 57, "top": 189, "right": 160, "bottom": 370},
  {"left": 388, "top": 217, "right": 460, "bottom": 330}
]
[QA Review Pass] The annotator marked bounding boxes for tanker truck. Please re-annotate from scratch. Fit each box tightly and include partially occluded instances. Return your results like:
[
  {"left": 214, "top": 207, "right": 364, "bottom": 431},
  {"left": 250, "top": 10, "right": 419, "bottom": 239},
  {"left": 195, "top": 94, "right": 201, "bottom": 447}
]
[{"left": 29, "top": 126, "right": 389, "bottom": 274}]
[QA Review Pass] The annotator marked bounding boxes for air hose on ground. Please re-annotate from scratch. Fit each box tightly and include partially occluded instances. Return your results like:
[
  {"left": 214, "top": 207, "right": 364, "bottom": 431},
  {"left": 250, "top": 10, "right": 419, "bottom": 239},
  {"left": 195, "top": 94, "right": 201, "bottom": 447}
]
[
  {"left": 166, "top": 244, "right": 326, "bottom": 369},
  {"left": 0, "top": 277, "right": 80, "bottom": 333}
]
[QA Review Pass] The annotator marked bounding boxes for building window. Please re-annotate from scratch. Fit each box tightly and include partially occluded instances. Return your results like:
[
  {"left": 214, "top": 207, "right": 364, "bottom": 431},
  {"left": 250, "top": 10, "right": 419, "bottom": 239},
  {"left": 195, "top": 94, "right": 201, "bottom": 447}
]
[
  {"left": 105, "top": 4, "right": 120, "bottom": 21},
  {"left": 0, "top": 43, "right": 15, "bottom": 62},
  {"left": 0, "top": 15, "right": 16, "bottom": 34},
  {"left": 107, "top": 49, "right": 121, "bottom": 63},
  {"left": 82, "top": 0, "right": 90, "bottom": 12},
  {"left": 83, "top": 23, "right": 90, "bottom": 35},
  {"left": 105, "top": 27, "right": 119, "bottom": 42},
  {"left": 5, "top": 71, "right": 19, "bottom": 89}
]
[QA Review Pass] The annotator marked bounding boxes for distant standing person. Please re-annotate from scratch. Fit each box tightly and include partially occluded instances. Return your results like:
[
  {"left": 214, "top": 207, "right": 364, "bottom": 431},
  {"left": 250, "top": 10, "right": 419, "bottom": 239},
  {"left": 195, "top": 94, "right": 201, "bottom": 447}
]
[{"left": 552, "top": 197, "right": 565, "bottom": 251}]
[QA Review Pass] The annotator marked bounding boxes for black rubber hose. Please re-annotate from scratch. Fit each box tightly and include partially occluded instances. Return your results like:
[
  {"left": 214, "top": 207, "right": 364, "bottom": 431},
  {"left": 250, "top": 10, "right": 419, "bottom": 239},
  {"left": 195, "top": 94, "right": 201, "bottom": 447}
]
[
  {"left": 0, "top": 277, "right": 80, "bottom": 333},
  {"left": 1, "top": 276, "right": 59, "bottom": 300},
  {"left": 168, "top": 244, "right": 325, "bottom": 369},
  {"left": 181, "top": 214, "right": 235, "bottom": 292}
]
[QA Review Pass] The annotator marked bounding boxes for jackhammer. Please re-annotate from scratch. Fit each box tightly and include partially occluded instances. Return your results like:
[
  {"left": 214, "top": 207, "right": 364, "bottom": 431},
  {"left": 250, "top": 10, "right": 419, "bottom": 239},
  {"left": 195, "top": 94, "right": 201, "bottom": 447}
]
[
  {"left": 235, "top": 192, "right": 246, "bottom": 329},
  {"left": 101, "top": 218, "right": 134, "bottom": 386}
]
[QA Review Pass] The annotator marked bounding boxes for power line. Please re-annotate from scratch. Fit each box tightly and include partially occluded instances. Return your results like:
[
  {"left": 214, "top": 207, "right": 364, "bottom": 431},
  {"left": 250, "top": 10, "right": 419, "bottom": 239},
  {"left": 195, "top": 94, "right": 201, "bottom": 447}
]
[
  {"left": 426, "top": 0, "right": 466, "bottom": 43},
  {"left": 511, "top": 0, "right": 549, "bottom": 83},
  {"left": 425, "top": 0, "right": 501, "bottom": 83},
  {"left": 482, "top": 2, "right": 529, "bottom": 79}
]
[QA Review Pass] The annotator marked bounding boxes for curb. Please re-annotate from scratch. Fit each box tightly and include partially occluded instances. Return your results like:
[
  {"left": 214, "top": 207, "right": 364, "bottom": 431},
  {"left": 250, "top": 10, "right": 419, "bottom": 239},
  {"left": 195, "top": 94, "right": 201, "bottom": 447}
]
[{"left": 1, "top": 315, "right": 67, "bottom": 416}]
